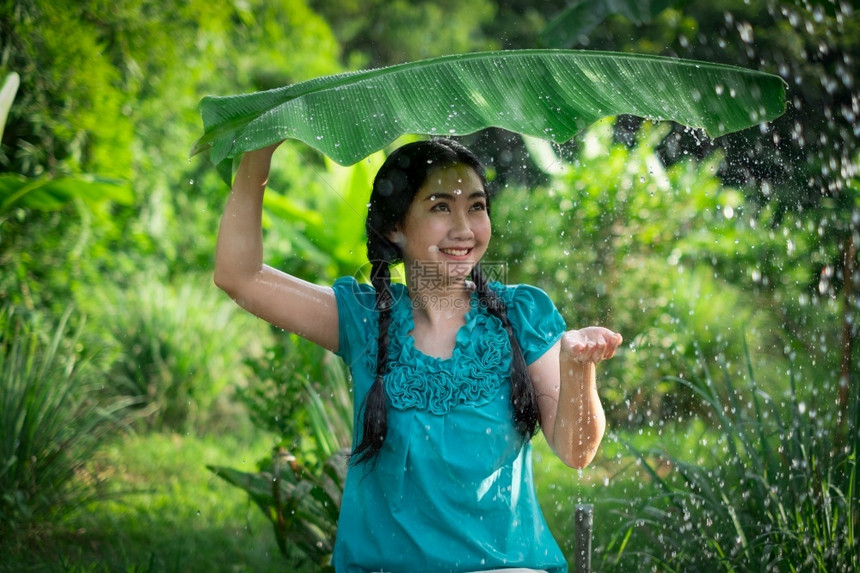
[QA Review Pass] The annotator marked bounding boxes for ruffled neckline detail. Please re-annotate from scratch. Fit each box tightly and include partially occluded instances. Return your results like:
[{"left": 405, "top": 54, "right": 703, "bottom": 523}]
[{"left": 364, "top": 284, "right": 512, "bottom": 414}]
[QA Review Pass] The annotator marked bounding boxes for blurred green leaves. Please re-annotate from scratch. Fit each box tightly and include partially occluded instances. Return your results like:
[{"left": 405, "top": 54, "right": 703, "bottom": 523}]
[
  {"left": 540, "top": 0, "right": 686, "bottom": 47},
  {"left": 209, "top": 446, "right": 347, "bottom": 571},
  {"left": 0, "top": 173, "right": 132, "bottom": 216},
  {"left": 261, "top": 152, "right": 383, "bottom": 278},
  {"left": 0, "top": 72, "right": 19, "bottom": 143}
]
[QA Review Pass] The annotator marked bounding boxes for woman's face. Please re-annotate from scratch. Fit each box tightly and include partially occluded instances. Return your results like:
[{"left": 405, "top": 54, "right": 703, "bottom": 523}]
[{"left": 391, "top": 163, "right": 491, "bottom": 288}]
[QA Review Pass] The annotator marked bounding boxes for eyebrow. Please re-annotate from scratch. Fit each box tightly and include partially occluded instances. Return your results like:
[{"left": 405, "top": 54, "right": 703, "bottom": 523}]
[{"left": 424, "top": 190, "right": 487, "bottom": 201}]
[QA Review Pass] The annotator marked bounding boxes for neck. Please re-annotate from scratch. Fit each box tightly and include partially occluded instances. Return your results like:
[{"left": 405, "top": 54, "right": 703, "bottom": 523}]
[{"left": 406, "top": 278, "right": 474, "bottom": 326}]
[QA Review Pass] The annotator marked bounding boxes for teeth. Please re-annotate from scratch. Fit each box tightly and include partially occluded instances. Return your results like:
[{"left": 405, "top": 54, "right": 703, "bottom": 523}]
[{"left": 441, "top": 248, "right": 469, "bottom": 256}]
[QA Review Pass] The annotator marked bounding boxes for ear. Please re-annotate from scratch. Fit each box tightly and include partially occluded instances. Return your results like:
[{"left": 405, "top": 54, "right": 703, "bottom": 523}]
[{"left": 387, "top": 227, "right": 404, "bottom": 246}]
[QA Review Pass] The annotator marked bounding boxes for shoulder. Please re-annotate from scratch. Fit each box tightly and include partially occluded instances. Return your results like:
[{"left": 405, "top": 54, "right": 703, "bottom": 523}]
[
  {"left": 331, "top": 277, "right": 378, "bottom": 362},
  {"left": 332, "top": 276, "right": 410, "bottom": 310},
  {"left": 489, "top": 282, "right": 556, "bottom": 311},
  {"left": 332, "top": 276, "right": 375, "bottom": 310},
  {"left": 488, "top": 282, "right": 565, "bottom": 364},
  {"left": 333, "top": 275, "right": 373, "bottom": 293}
]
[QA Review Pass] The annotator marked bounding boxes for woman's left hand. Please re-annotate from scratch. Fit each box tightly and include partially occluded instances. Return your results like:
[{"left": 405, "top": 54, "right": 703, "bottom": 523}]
[{"left": 560, "top": 327, "right": 623, "bottom": 364}]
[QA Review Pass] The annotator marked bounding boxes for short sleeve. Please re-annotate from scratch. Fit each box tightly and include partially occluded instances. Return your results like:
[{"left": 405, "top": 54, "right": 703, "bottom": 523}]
[
  {"left": 331, "top": 276, "right": 376, "bottom": 366},
  {"left": 501, "top": 284, "right": 566, "bottom": 365}
]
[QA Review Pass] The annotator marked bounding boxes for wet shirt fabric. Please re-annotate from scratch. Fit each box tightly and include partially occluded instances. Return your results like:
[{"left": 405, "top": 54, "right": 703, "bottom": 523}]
[{"left": 331, "top": 277, "right": 568, "bottom": 573}]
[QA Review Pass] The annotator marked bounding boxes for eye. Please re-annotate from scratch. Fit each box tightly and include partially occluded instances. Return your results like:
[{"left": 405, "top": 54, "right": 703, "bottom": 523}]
[
  {"left": 431, "top": 202, "right": 451, "bottom": 212},
  {"left": 470, "top": 201, "right": 487, "bottom": 211}
]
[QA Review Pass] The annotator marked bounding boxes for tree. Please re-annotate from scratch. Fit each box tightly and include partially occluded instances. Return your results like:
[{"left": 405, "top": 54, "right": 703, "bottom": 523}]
[
  {"left": 307, "top": 0, "right": 499, "bottom": 68},
  {"left": 0, "top": 0, "right": 344, "bottom": 309},
  {"left": 542, "top": 0, "right": 859, "bottom": 428}
]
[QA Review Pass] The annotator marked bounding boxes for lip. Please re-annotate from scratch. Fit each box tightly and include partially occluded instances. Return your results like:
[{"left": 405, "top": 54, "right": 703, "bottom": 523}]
[{"left": 438, "top": 247, "right": 473, "bottom": 259}]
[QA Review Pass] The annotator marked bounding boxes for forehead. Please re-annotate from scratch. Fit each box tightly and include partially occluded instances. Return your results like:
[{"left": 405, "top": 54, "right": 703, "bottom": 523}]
[{"left": 416, "top": 164, "right": 484, "bottom": 198}]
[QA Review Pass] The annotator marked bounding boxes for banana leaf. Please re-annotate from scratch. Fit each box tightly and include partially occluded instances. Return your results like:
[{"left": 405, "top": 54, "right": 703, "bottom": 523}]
[{"left": 190, "top": 49, "right": 787, "bottom": 186}]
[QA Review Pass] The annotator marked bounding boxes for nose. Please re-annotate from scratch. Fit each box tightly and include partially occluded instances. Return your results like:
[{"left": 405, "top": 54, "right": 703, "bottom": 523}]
[{"left": 449, "top": 209, "right": 475, "bottom": 241}]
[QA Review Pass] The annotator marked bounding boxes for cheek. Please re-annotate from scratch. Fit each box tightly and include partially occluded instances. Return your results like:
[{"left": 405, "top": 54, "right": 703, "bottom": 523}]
[
  {"left": 476, "top": 217, "right": 492, "bottom": 242},
  {"left": 402, "top": 215, "right": 441, "bottom": 239},
  {"left": 423, "top": 219, "right": 450, "bottom": 237}
]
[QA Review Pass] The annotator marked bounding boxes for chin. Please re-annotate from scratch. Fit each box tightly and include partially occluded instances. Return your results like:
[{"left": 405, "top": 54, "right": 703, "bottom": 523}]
[{"left": 445, "top": 262, "right": 475, "bottom": 278}]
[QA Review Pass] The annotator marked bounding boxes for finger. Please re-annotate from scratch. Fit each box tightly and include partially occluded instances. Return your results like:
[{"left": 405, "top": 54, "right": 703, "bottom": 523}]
[
  {"left": 562, "top": 329, "right": 621, "bottom": 361},
  {"left": 565, "top": 344, "right": 592, "bottom": 362},
  {"left": 603, "top": 336, "right": 620, "bottom": 359},
  {"left": 579, "top": 341, "right": 602, "bottom": 363},
  {"left": 599, "top": 332, "right": 622, "bottom": 359},
  {"left": 584, "top": 336, "right": 615, "bottom": 362},
  {"left": 593, "top": 339, "right": 607, "bottom": 361},
  {"left": 562, "top": 334, "right": 586, "bottom": 355}
]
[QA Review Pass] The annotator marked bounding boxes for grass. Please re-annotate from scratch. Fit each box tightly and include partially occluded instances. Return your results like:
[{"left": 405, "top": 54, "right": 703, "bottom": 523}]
[
  {"left": 3, "top": 423, "right": 719, "bottom": 572},
  {"left": 555, "top": 352, "right": 859, "bottom": 573},
  {"left": 0, "top": 305, "right": 131, "bottom": 539},
  {"left": 5, "top": 358, "right": 854, "bottom": 573},
  {"left": 2, "top": 431, "right": 291, "bottom": 572},
  {"left": 533, "top": 423, "right": 709, "bottom": 570},
  {"left": 87, "top": 274, "right": 268, "bottom": 434},
  {"left": 4, "top": 412, "right": 665, "bottom": 573}
]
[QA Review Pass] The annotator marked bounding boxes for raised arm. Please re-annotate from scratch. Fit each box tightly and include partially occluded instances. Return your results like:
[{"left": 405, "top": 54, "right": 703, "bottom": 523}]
[
  {"left": 530, "top": 327, "right": 622, "bottom": 469},
  {"left": 213, "top": 144, "right": 340, "bottom": 352}
]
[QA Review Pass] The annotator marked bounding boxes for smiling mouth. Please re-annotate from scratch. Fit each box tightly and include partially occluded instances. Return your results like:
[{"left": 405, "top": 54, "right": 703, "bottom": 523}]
[{"left": 439, "top": 248, "right": 472, "bottom": 257}]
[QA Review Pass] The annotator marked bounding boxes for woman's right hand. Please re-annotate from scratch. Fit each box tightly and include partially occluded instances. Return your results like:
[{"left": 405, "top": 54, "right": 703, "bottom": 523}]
[
  {"left": 235, "top": 141, "right": 284, "bottom": 185},
  {"left": 262, "top": 140, "right": 284, "bottom": 154},
  {"left": 252, "top": 140, "right": 284, "bottom": 160}
]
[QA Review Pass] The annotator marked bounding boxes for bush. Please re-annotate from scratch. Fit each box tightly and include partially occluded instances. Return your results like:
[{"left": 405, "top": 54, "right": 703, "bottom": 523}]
[
  {"left": 0, "top": 305, "right": 129, "bottom": 538},
  {"left": 603, "top": 344, "right": 859, "bottom": 572},
  {"left": 240, "top": 333, "right": 352, "bottom": 459},
  {"left": 212, "top": 333, "right": 353, "bottom": 569},
  {"left": 487, "top": 121, "right": 790, "bottom": 427},
  {"left": 87, "top": 273, "right": 267, "bottom": 434},
  {"left": 209, "top": 445, "right": 348, "bottom": 572}
]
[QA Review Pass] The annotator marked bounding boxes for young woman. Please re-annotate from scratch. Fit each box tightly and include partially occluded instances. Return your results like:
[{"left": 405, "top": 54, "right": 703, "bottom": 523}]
[{"left": 214, "top": 137, "right": 622, "bottom": 573}]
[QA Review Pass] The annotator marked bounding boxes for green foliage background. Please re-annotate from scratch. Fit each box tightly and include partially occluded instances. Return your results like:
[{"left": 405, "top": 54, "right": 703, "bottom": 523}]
[{"left": 0, "top": 0, "right": 856, "bottom": 570}]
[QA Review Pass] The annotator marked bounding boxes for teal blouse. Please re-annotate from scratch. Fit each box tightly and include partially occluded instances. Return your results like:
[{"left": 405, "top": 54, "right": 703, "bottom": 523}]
[{"left": 332, "top": 277, "right": 568, "bottom": 573}]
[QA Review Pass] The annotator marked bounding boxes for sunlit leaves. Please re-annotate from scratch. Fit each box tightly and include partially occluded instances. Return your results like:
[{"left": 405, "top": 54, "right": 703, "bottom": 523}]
[{"left": 0, "top": 174, "right": 133, "bottom": 216}]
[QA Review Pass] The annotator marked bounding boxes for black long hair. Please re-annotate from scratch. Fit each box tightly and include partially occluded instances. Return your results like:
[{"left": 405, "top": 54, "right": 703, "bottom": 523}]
[{"left": 351, "top": 138, "right": 540, "bottom": 465}]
